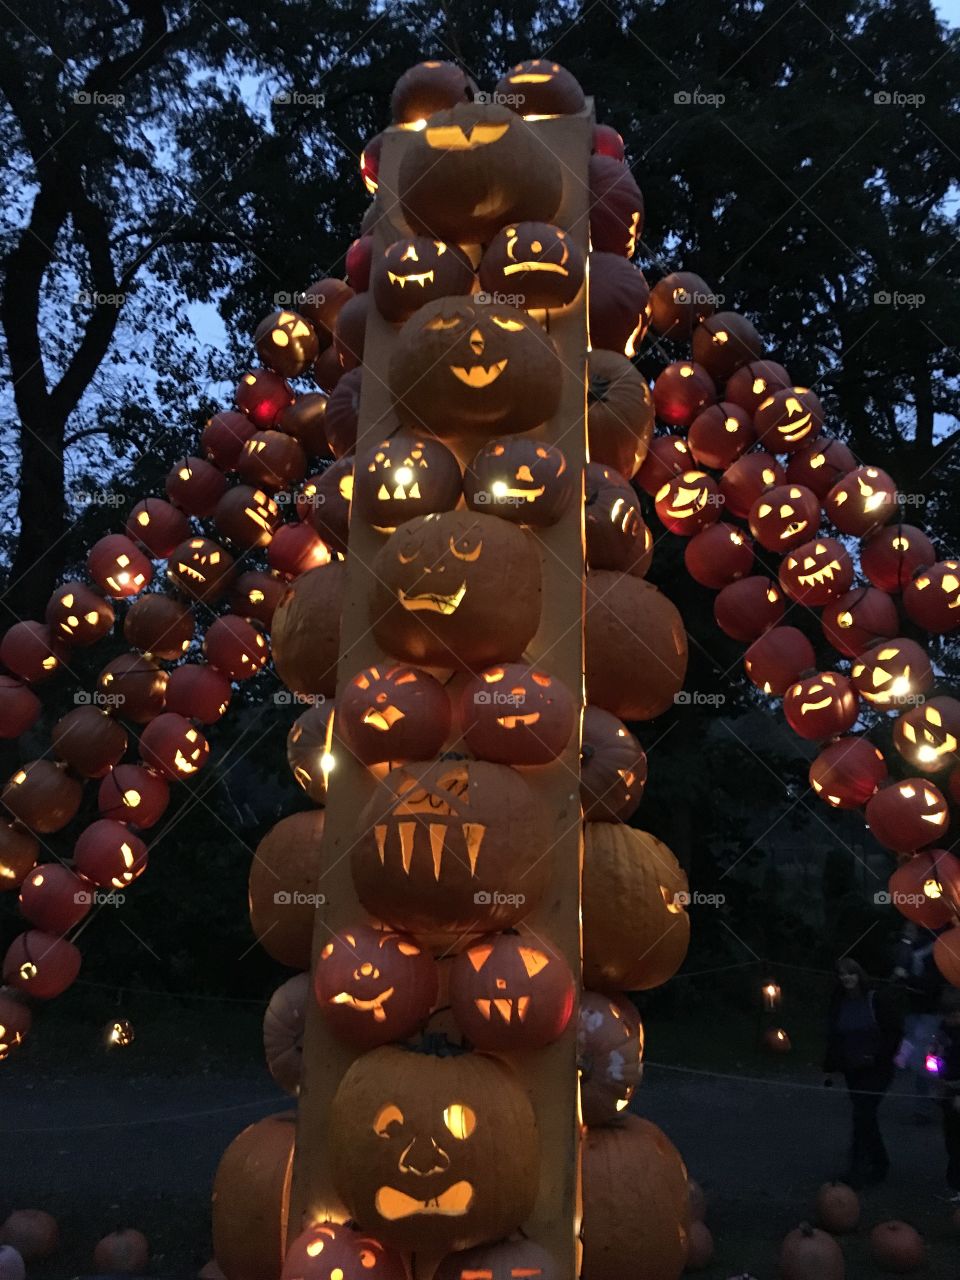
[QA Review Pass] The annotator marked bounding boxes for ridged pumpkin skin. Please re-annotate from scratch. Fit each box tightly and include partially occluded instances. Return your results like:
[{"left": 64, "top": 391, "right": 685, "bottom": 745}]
[
  {"left": 248, "top": 811, "right": 325, "bottom": 968},
  {"left": 271, "top": 562, "right": 344, "bottom": 698},
  {"left": 330, "top": 1046, "right": 539, "bottom": 1255},
  {"left": 212, "top": 1112, "right": 295, "bottom": 1280},
  {"left": 582, "top": 822, "right": 690, "bottom": 991},
  {"left": 582, "top": 1115, "right": 688, "bottom": 1280},
  {"left": 585, "top": 573, "right": 687, "bottom": 721},
  {"left": 262, "top": 972, "right": 309, "bottom": 1095}
]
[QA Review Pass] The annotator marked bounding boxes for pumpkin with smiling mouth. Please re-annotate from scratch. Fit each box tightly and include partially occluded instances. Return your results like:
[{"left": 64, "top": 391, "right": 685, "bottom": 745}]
[{"left": 390, "top": 296, "right": 561, "bottom": 438}]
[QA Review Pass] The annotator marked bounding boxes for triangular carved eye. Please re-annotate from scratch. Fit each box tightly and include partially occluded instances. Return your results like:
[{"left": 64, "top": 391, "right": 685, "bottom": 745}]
[
  {"left": 518, "top": 946, "right": 549, "bottom": 978},
  {"left": 467, "top": 943, "right": 495, "bottom": 972}
]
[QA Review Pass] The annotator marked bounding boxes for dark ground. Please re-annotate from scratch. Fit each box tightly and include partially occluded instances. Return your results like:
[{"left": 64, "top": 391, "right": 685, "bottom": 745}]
[{"left": 3, "top": 997, "right": 959, "bottom": 1278}]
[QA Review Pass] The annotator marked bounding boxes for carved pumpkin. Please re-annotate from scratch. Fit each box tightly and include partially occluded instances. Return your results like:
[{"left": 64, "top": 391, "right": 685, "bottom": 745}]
[
  {"left": 688, "top": 401, "right": 755, "bottom": 471},
  {"left": 97, "top": 764, "right": 169, "bottom": 828},
  {"left": 809, "top": 737, "right": 887, "bottom": 809},
  {"left": 0, "top": 824, "right": 39, "bottom": 891},
  {"left": 330, "top": 1045, "right": 539, "bottom": 1254},
  {"left": 214, "top": 485, "right": 281, "bottom": 550},
  {"left": 298, "top": 460, "right": 353, "bottom": 555},
  {"left": 238, "top": 430, "right": 307, "bottom": 492},
  {"left": 230, "top": 570, "right": 287, "bottom": 629},
  {"left": 713, "top": 577, "right": 785, "bottom": 642},
  {"left": 165, "top": 663, "right": 232, "bottom": 725},
  {"left": 248, "top": 810, "right": 325, "bottom": 968},
  {"left": 73, "top": 818, "right": 148, "bottom": 888},
  {"left": 0, "top": 992, "right": 31, "bottom": 1059},
  {"left": 580, "top": 706, "right": 647, "bottom": 822},
  {"left": 391, "top": 61, "right": 476, "bottom": 124},
  {"left": 779, "top": 1223, "right": 844, "bottom": 1280},
  {"left": 718, "top": 451, "right": 784, "bottom": 519},
  {"left": 268, "top": 523, "right": 331, "bottom": 579},
  {"left": 581, "top": 1116, "right": 688, "bottom": 1280},
  {"left": 204, "top": 616, "right": 269, "bottom": 681},
  {"left": 51, "top": 706, "right": 127, "bottom": 778},
  {"left": 779, "top": 538, "right": 854, "bottom": 605},
  {"left": 167, "top": 537, "right": 235, "bottom": 604},
  {"left": 352, "top": 759, "right": 547, "bottom": 940},
  {"left": 655, "top": 469, "right": 722, "bottom": 536},
  {"left": 904, "top": 560, "right": 960, "bottom": 633},
  {"left": 254, "top": 309, "right": 319, "bottom": 379},
  {"left": 87, "top": 534, "right": 152, "bottom": 598},
  {"left": 589, "top": 155, "right": 644, "bottom": 258},
  {"left": 495, "top": 58, "right": 585, "bottom": 115},
  {"left": 201, "top": 410, "right": 258, "bottom": 471},
  {"left": 139, "top": 713, "right": 210, "bottom": 780},
  {"left": 725, "top": 359, "right": 792, "bottom": 416},
  {"left": 816, "top": 1182, "right": 860, "bottom": 1234},
  {"left": 337, "top": 665, "right": 448, "bottom": 767},
  {"left": 271, "top": 561, "right": 345, "bottom": 699},
  {"left": 18, "top": 864, "right": 91, "bottom": 933},
  {"left": 436, "top": 1238, "right": 559, "bottom": 1280},
  {"left": 692, "top": 310, "right": 764, "bottom": 381},
  {"left": 323, "top": 368, "right": 363, "bottom": 458},
  {"left": 582, "top": 822, "right": 690, "bottom": 991},
  {"left": 586, "top": 464, "right": 653, "bottom": 576},
  {"left": 850, "top": 638, "right": 933, "bottom": 707},
  {"left": 355, "top": 433, "right": 462, "bottom": 531},
  {"left": 588, "top": 252, "right": 650, "bottom": 356},
  {"left": 894, "top": 696, "right": 960, "bottom": 773},
  {"left": 585, "top": 573, "right": 687, "bottom": 720},
  {"left": 46, "top": 581, "right": 114, "bottom": 647},
  {"left": 333, "top": 292, "right": 369, "bottom": 372},
  {"left": 868, "top": 1221, "right": 926, "bottom": 1274},
  {"left": 460, "top": 663, "right": 576, "bottom": 766},
  {"left": 212, "top": 1112, "right": 295, "bottom": 1280},
  {"left": 783, "top": 673, "right": 858, "bottom": 741},
  {"left": 390, "top": 297, "right": 561, "bottom": 438},
  {"left": 577, "top": 990, "right": 643, "bottom": 1125},
  {"left": 2, "top": 761, "right": 82, "bottom": 833},
  {"left": 314, "top": 922, "right": 439, "bottom": 1049},
  {"left": 281, "top": 1222, "right": 407, "bottom": 1280},
  {"left": 371, "top": 513, "right": 541, "bottom": 670},
  {"left": 480, "top": 222, "right": 584, "bottom": 310},
  {"left": 684, "top": 523, "right": 754, "bottom": 589},
  {"left": 887, "top": 850, "right": 956, "bottom": 929},
  {"left": 648, "top": 271, "right": 716, "bottom": 339},
  {"left": 165, "top": 455, "right": 227, "bottom": 517},
  {"left": 450, "top": 932, "right": 574, "bottom": 1050},
  {"left": 753, "top": 387, "right": 824, "bottom": 454},
  {"left": 3, "top": 930, "right": 81, "bottom": 999},
  {"left": 374, "top": 237, "right": 475, "bottom": 323},
  {"left": 234, "top": 368, "right": 295, "bottom": 429},
  {"left": 865, "top": 779, "right": 949, "bottom": 852},
  {"left": 464, "top": 437, "right": 574, "bottom": 527},
  {"left": 586, "top": 350, "right": 654, "bottom": 479},
  {"left": 0, "top": 678, "right": 40, "bottom": 739},
  {"left": 784, "top": 436, "right": 857, "bottom": 498},
  {"left": 286, "top": 701, "right": 337, "bottom": 805},
  {"left": 744, "top": 627, "right": 815, "bottom": 696},
  {"left": 97, "top": 653, "right": 168, "bottom": 723},
  {"left": 822, "top": 586, "right": 899, "bottom": 657},
  {"left": 399, "top": 103, "right": 561, "bottom": 242},
  {"left": 278, "top": 391, "right": 330, "bottom": 457},
  {"left": 123, "top": 592, "right": 194, "bottom": 660},
  {"left": 861, "top": 524, "right": 936, "bottom": 593},
  {"left": 633, "top": 435, "right": 693, "bottom": 496},
  {"left": 263, "top": 972, "right": 309, "bottom": 1096},
  {"left": 824, "top": 466, "right": 897, "bottom": 537},
  {"left": 748, "top": 484, "right": 821, "bottom": 552}
]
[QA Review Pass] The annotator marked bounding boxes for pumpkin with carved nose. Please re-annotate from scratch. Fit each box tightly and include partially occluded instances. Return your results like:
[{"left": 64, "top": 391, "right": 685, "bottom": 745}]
[
  {"left": 904, "top": 560, "right": 960, "bottom": 634},
  {"left": 339, "top": 664, "right": 451, "bottom": 766},
  {"left": 330, "top": 1045, "right": 539, "bottom": 1255},
  {"left": 464, "top": 437, "right": 573, "bottom": 527},
  {"left": 753, "top": 387, "right": 824, "bottom": 453},
  {"left": 253, "top": 309, "right": 319, "bottom": 379},
  {"left": 449, "top": 932, "right": 575, "bottom": 1050},
  {"left": 373, "top": 237, "right": 475, "bottom": 323},
  {"left": 824, "top": 466, "right": 897, "bottom": 537},
  {"left": 354, "top": 434, "right": 462, "bottom": 531},
  {"left": 46, "top": 581, "right": 114, "bottom": 648},
  {"left": 479, "top": 222, "right": 584, "bottom": 310},
  {"left": 460, "top": 664, "right": 577, "bottom": 765},
  {"left": 850, "top": 638, "right": 934, "bottom": 707},
  {"left": 894, "top": 696, "right": 960, "bottom": 773},
  {"left": 748, "top": 485, "right": 821, "bottom": 552}
]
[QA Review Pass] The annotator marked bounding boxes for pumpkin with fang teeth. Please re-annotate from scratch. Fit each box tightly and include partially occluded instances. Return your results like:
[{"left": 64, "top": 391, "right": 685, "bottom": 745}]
[
  {"left": 479, "top": 221, "right": 585, "bottom": 310},
  {"left": 463, "top": 437, "right": 574, "bottom": 527},
  {"left": 373, "top": 237, "right": 475, "bottom": 323},
  {"left": 779, "top": 537, "right": 854, "bottom": 605},
  {"left": 390, "top": 297, "right": 561, "bottom": 438}
]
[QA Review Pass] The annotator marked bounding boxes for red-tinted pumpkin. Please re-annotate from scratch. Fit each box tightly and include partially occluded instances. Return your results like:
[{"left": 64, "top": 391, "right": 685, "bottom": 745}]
[
  {"left": 903, "top": 560, "right": 960, "bottom": 634},
  {"left": 165, "top": 456, "right": 227, "bottom": 517},
  {"left": 648, "top": 271, "right": 716, "bottom": 339},
  {"left": 18, "top": 864, "right": 91, "bottom": 933},
  {"left": 93, "top": 1229, "right": 149, "bottom": 1276},
  {"left": 122, "top": 592, "right": 194, "bottom": 660},
  {"left": 167, "top": 537, "right": 235, "bottom": 604},
  {"left": 97, "top": 653, "right": 168, "bottom": 723},
  {"left": 868, "top": 1221, "right": 926, "bottom": 1274},
  {"left": 850, "top": 638, "right": 933, "bottom": 708},
  {"left": 201, "top": 410, "right": 258, "bottom": 471},
  {"left": 652, "top": 361, "right": 716, "bottom": 428},
  {"left": 214, "top": 485, "right": 281, "bottom": 550},
  {"left": 338, "top": 664, "right": 451, "bottom": 765},
  {"left": 230, "top": 570, "right": 287, "bottom": 629},
  {"left": 139, "top": 713, "right": 210, "bottom": 780},
  {"left": 0, "top": 622, "right": 64, "bottom": 683},
  {"left": 87, "top": 535, "right": 153, "bottom": 598},
  {"left": 866, "top": 779, "right": 949, "bottom": 852},
  {"left": 588, "top": 252, "right": 650, "bottom": 356},
  {"left": 46, "top": 581, "right": 114, "bottom": 647},
  {"left": 50, "top": 706, "right": 126, "bottom": 778},
  {"left": 816, "top": 1181, "right": 860, "bottom": 1234},
  {"left": 450, "top": 932, "right": 575, "bottom": 1050},
  {"left": 861, "top": 524, "right": 936, "bottom": 593},
  {"left": 633, "top": 435, "right": 693, "bottom": 495},
  {"left": 654, "top": 469, "right": 722, "bottom": 536},
  {"left": 809, "top": 737, "right": 887, "bottom": 810},
  {"left": 688, "top": 401, "right": 755, "bottom": 470},
  {"left": 894, "top": 696, "right": 960, "bottom": 773},
  {"left": 692, "top": 310, "right": 764, "bottom": 381},
  {"left": 0, "top": 678, "right": 40, "bottom": 739},
  {"left": 254, "top": 310, "right": 319, "bottom": 379},
  {"left": 718, "top": 451, "right": 784, "bottom": 519},
  {"left": 234, "top": 368, "right": 295, "bottom": 429},
  {"left": 0, "top": 992, "right": 32, "bottom": 1059},
  {"left": 237, "top": 430, "right": 307, "bottom": 492},
  {"left": 748, "top": 484, "right": 821, "bottom": 552},
  {"left": 714, "top": 577, "right": 785, "bottom": 642},
  {"left": 0, "top": 825, "right": 38, "bottom": 892},
  {"left": 281, "top": 1222, "right": 407, "bottom": 1280},
  {"left": 3, "top": 930, "right": 81, "bottom": 999},
  {"left": 164, "top": 664, "right": 232, "bottom": 724},
  {"left": 824, "top": 466, "right": 897, "bottom": 537},
  {"left": 783, "top": 673, "right": 858, "bottom": 741},
  {"left": 2, "top": 761, "right": 83, "bottom": 833},
  {"left": 753, "top": 387, "right": 824, "bottom": 453},
  {"left": 299, "top": 458, "right": 353, "bottom": 553},
  {"left": 589, "top": 155, "right": 644, "bottom": 258},
  {"left": 74, "top": 819, "right": 148, "bottom": 889},
  {"left": 684, "top": 523, "right": 754, "bottom": 590},
  {"left": 779, "top": 538, "right": 854, "bottom": 605},
  {"left": 204, "top": 616, "right": 269, "bottom": 681},
  {"left": 887, "top": 851, "right": 955, "bottom": 929},
  {"left": 744, "top": 627, "right": 815, "bottom": 696},
  {"left": 821, "top": 587, "right": 899, "bottom": 657},
  {"left": 98, "top": 764, "right": 170, "bottom": 828},
  {"left": 725, "top": 359, "right": 792, "bottom": 417},
  {"left": 779, "top": 1223, "right": 844, "bottom": 1280},
  {"left": 784, "top": 437, "right": 857, "bottom": 499}
]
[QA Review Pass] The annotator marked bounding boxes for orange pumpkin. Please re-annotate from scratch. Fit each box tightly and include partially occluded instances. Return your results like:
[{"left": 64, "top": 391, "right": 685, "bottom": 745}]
[
  {"left": 577, "top": 990, "right": 643, "bottom": 1125},
  {"left": 450, "top": 931, "right": 575, "bottom": 1050},
  {"left": 869, "top": 1221, "right": 925, "bottom": 1274},
  {"left": 585, "top": 573, "right": 687, "bottom": 721},
  {"left": 271, "top": 562, "right": 345, "bottom": 699},
  {"left": 816, "top": 1181, "right": 859, "bottom": 1234},
  {"left": 580, "top": 706, "right": 647, "bottom": 822},
  {"left": 248, "top": 811, "right": 325, "bottom": 968},
  {"left": 586, "top": 350, "right": 654, "bottom": 480},
  {"left": 0, "top": 1210, "right": 58, "bottom": 1262},
  {"left": 779, "top": 1223, "right": 844, "bottom": 1280},
  {"left": 685, "top": 1221, "right": 714, "bottom": 1271},
  {"left": 262, "top": 972, "right": 309, "bottom": 1095},
  {"left": 212, "top": 1113, "right": 295, "bottom": 1280}
]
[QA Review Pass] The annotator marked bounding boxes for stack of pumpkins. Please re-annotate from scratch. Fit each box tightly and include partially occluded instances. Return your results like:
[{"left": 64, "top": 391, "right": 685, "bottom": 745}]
[{"left": 224, "top": 58, "right": 692, "bottom": 1280}]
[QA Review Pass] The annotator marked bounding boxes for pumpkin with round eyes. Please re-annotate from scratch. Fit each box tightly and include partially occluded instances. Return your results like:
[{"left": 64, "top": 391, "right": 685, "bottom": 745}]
[
  {"left": 235, "top": 368, "right": 295, "bottom": 429},
  {"left": 214, "top": 484, "right": 282, "bottom": 550},
  {"left": 866, "top": 779, "right": 950, "bottom": 852},
  {"left": 463, "top": 437, "right": 574, "bottom": 527},
  {"left": 352, "top": 759, "right": 548, "bottom": 941},
  {"left": 824, "top": 466, "right": 897, "bottom": 537},
  {"left": 126, "top": 497, "right": 191, "bottom": 557},
  {"left": 371, "top": 512, "right": 541, "bottom": 670},
  {"left": 894, "top": 696, "right": 960, "bottom": 774},
  {"left": 578, "top": 991, "right": 644, "bottom": 1127},
  {"left": 51, "top": 706, "right": 127, "bottom": 779},
  {"left": 655, "top": 469, "right": 722, "bottom": 537},
  {"left": 580, "top": 705, "right": 647, "bottom": 822},
  {"left": 587, "top": 350, "right": 654, "bottom": 480},
  {"left": 314, "top": 922, "right": 439, "bottom": 1050},
  {"left": 648, "top": 271, "right": 716, "bottom": 339},
  {"left": 724, "top": 359, "right": 792, "bottom": 417},
  {"left": 779, "top": 537, "right": 854, "bottom": 605},
  {"left": 436, "top": 1238, "right": 560, "bottom": 1280},
  {"left": 282, "top": 1221, "right": 408, "bottom": 1280},
  {"left": 687, "top": 401, "right": 755, "bottom": 470},
  {"left": 354, "top": 433, "right": 462, "bottom": 531},
  {"left": 588, "top": 252, "right": 650, "bottom": 357},
  {"left": 684, "top": 522, "right": 754, "bottom": 589},
  {"left": 449, "top": 931, "right": 575, "bottom": 1051},
  {"left": 391, "top": 61, "right": 477, "bottom": 125},
  {"left": 714, "top": 576, "right": 785, "bottom": 642},
  {"left": 271, "top": 561, "right": 345, "bottom": 699},
  {"left": 744, "top": 627, "right": 815, "bottom": 696},
  {"left": 784, "top": 436, "right": 857, "bottom": 498},
  {"left": 339, "top": 663, "right": 452, "bottom": 765},
  {"left": 2, "top": 760, "right": 83, "bottom": 835},
  {"left": 652, "top": 361, "right": 716, "bottom": 429},
  {"left": 748, "top": 484, "right": 821, "bottom": 551},
  {"left": 783, "top": 672, "right": 858, "bottom": 740},
  {"left": 719, "top": 451, "right": 785, "bottom": 519},
  {"left": 45, "top": 581, "right": 114, "bottom": 647},
  {"left": 97, "top": 763, "right": 169, "bottom": 828},
  {"left": 692, "top": 310, "right": 764, "bottom": 381},
  {"left": 851, "top": 637, "right": 934, "bottom": 707},
  {"left": 373, "top": 237, "right": 475, "bottom": 323},
  {"left": 753, "top": 387, "right": 824, "bottom": 453},
  {"left": 97, "top": 653, "right": 168, "bottom": 723},
  {"left": 390, "top": 297, "right": 560, "bottom": 438},
  {"left": 861, "top": 523, "right": 936, "bottom": 593},
  {"left": 589, "top": 156, "right": 644, "bottom": 258},
  {"left": 586, "top": 463, "right": 652, "bottom": 576},
  {"left": 299, "top": 457, "right": 354, "bottom": 554},
  {"left": 330, "top": 1045, "right": 539, "bottom": 1255},
  {"left": 460, "top": 663, "right": 577, "bottom": 765},
  {"left": 479, "top": 222, "right": 585, "bottom": 310},
  {"left": 822, "top": 586, "right": 898, "bottom": 657},
  {"left": 254, "top": 309, "right": 319, "bottom": 380},
  {"left": 166, "top": 537, "right": 235, "bottom": 604},
  {"left": 278, "top": 391, "right": 330, "bottom": 458},
  {"left": 123, "top": 592, "right": 194, "bottom": 660},
  {"left": 904, "top": 560, "right": 960, "bottom": 634},
  {"left": 495, "top": 58, "right": 585, "bottom": 116},
  {"left": 88, "top": 534, "right": 153, "bottom": 598},
  {"left": 809, "top": 736, "right": 888, "bottom": 810},
  {"left": 286, "top": 701, "right": 338, "bottom": 805},
  {"left": 633, "top": 435, "right": 693, "bottom": 495},
  {"left": 398, "top": 103, "right": 562, "bottom": 243}
]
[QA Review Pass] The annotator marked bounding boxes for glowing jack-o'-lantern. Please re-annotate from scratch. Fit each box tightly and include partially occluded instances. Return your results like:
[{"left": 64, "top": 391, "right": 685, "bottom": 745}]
[
  {"left": 3, "top": 930, "right": 81, "bottom": 999},
  {"left": 753, "top": 387, "right": 824, "bottom": 453},
  {"left": 373, "top": 237, "right": 475, "bottom": 323},
  {"left": 850, "top": 638, "right": 933, "bottom": 707},
  {"left": 586, "top": 350, "right": 654, "bottom": 480},
  {"left": 0, "top": 624, "right": 64, "bottom": 687},
  {"left": 254, "top": 309, "right": 319, "bottom": 379},
  {"left": 298, "top": 458, "right": 354, "bottom": 554},
  {"left": 654, "top": 470, "right": 722, "bottom": 536},
  {"left": 494, "top": 58, "right": 585, "bottom": 116},
  {"left": 888, "top": 849, "right": 958, "bottom": 929},
  {"left": 821, "top": 586, "right": 899, "bottom": 657},
  {"left": 593, "top": 122, "right": 626, "bottom": 161},
  {"left": 97, "top": 653, "right": 168, "bottom": 723},
  {"left": 480, "top": 222, "right": 584, "bottom": 310},
  {"left": 779, "top": 537, "right": 854, "bottom": 605},
  {"left": 460, "top": 663, "right": 577, "bottom": 765},
  {"left": 390, "top": 61, "right": 476, "bottom": 125},
  {"left": 51, "top": 706, "right": 126, "bottom": 778},
  {"left": 744, "top": 627, "right": 815, "bottom": 696},
  {"left": 904, "top": 561, "right": 960, "bottom": 634},
  {"left": 339, "top": 664, "right": 451, "bottom": 766},
  {"left": 353, "top": 759, "right": 547, "bottom": 940},
  {"left": 633, "top": 435, "right": 692, "bottom": 495},
  {"left": 824, "top": 466, "right": 897, "bottom": 537},
  {"left": 398, "top": 103, "right": 562, "bottom": 242},
  {"left": 783, "top": 672, "right": 858, "bottom": 741},
  {"left": 230, "top": 570, "right": 286, "bottom": 630},
  {"left": 165, "top": 664, "right": 232, "bottom": 725},
  {"left": 589, "top": 155, "right": 645, "bottom": 258},
  {"left": 861, "top": 523, "right": 936, "bottom": 593},
  {"left": 123, "top": 592, "right": 194, "bottom": 660},
  {"left": 46, "top": 581, "right": 114, "bottom": 647},
  {"left": 688, "top": 401, "right": 756, "bottom": 471},
  {"left": 165, "top": 455, "right": 227, "bottom": 517},
  {"left": 648, "top": 271, "right": 716, "bottom": 339},
  {"left": 74, "top": 819, "right": 148, "bottom": 889},
  {"left": 714, "top": 576, "right": 785, "bottom": 642},
  {"left": 718, "top": 451, "right": 785, "bottom": 519},
  {"left": 354, "top": 434, "right": 462, "bottom": 531},
  {"left": 281, "top": 1222, "right": 407, "bottom": 1280},
  {"left": 360, "top": 132, "right": 382, "bottom": 195},
  {"left": 684, "top": 523, "right": 754, "bottom": 589},
  {"left": 588, "top": 252, "right": 651, "bottom": 356},
  {"left": 268, "top": 523, "right": 331, "bottom": 580},
  {"left": 98, "top": 764, "right": 169, "bottom": 828},
  {"left": 330, "top": 1045, "right": 539, "bottom": 1254},
  {"left": 214, "top": 484, "right": 281, "bottom": 550},
  {"left": 436, "top": 1238, "right": 560, "bottom": 1280},
  {"left": 0, "top": 991, "right": 31, "bottom": 1059},
  {"left": 748, "top": 484, "right": 821, "bottom": 552},
  {"left": 464, "top": 437, "right": 574, "bottom": 527},
  {"left": 88, "top": 534, "right": 152, "bottom": 598},
  {"left": 450, "top": 932, "right": 575, "bottom": 1050},
  {"left": 894, "top": 697, "right": 960, "bottom": 773},
  {"left": 866, "top": 779, "right": 950, "bottom": 852},
  {"left": 371, "top": 512, "right": 541, "bottom": 670},
  {"left": 724, "top": 359, "right": 792, "bottom": 417},
  {"left": 205, "top": 615, "right": 269, "bottom": 681},
  {"left": 286, "top": 701, "right": 338, "bottom": 804},
  {"left": 314, "top": 923, "right": 439, "bottom": 1049},
  {"left": 237, "top": 430, "right": 306, "bottom": 492},
  {"left": 390, "top": 297, "right": 561, "bottom": 438},
  {"left": 784, "top": 436, "right": 857, "bottom": 499},
  {"left": 586, "top": 463, "right": 653, "bottom": 576},
  {"left": 234, "top": 368, "right": 295, "bottom": 429},
  {"left": 809, "top": 736, "right": 888, "bottom": 809},
  {"left": 167, "top": 537, "right": 235, "bottom": 604},
  {"left": 578, "top": 991, "right": 644, "bottom": 1126},
  {"left": 19, "top": 864, "right": 92, "bottom": 934},
  {"left": 580, "top": 705, "right": 647, "bottom": 822},
  {"left": 692, "top": 310, "right": 764, "bottom": 381},
  {"left": 0, "top": 823, "right": 37, "bottom": 891},
  {"left": 139, "top": 713, "right": 210, "bottom": 780}
]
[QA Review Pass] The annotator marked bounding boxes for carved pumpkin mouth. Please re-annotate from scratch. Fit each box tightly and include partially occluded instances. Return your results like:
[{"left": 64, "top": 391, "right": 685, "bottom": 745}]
[
  {"left": 800, "top": 695, "right": 834, "bottom": 713},
  {"left": 475, "top": 995, "right": 530, "bottom": 1022},
  {"left": 373, "top": 821, "right": 485, "bottom": 878},
  {"left": 781, "top": 520, "right": 808, "bottom": 539},
  {"left": 450, "top": 360, "right": 508, "bottom": 387},
  {"left": 362, "top": 706, "right": 407, "bottom": 731},
  {"left": 375, "top": 1180, "right": 474, "bottom": 1219},
  {"left": 329, "top": 988, "right": 395, "bottom": 1021},
  {"left": 397, "top": 582, "right": 467, "bottom": 614},
  {"left": 388, "top": 269, "right": 436, "bottom": 288},
  {"left": 797, "top": 559, "right": 841, "bottom": 586},
  {"left": 495, "top": 712, "right": 541, "bottom": 729},
  {"left": 502, "top": 260, "right": 567, "bottom": 276},
  {"left": 779, "top": 412, "right": 812, "bottom": 441},
  {"left": 425, "top": 123, "right": 509, "bottom": 149},
  {"left": 664, "top": 485, "right": 708, "bottom": 518},
  {"left": 509, "top": 72, "right": 553, "bottom": 83},
  {"left": 176, "top": 563, "right": 206, "bottom": 582}
]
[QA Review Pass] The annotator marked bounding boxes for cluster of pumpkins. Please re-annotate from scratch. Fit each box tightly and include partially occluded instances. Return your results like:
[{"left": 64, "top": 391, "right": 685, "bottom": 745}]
[{"left": 0, "top": 1209, "right": 148, "bottom": 1277}]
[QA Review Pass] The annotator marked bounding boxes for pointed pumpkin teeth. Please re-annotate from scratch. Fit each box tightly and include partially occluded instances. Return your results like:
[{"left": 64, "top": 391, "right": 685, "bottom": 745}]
[
  {"left": 462, "top": 823, "right": 484, "bottom": 875},
  {"left": 476, "top": 998, "right": 492, "bottom": 1020},
  {"left": 429, "top": 823, "right": 446, "bottom": 880},
  {"left": 374, "top": 823, "right": 387, "bottom": 864},
  {"left": 517, "top": 996, "right": 530, "bottom": 1022},
  {"left": 493, "top": 998, "right": 513, "bottom": 1021},
  {"left": 398, "top": 821, "right": 416, "bottom": 873}
]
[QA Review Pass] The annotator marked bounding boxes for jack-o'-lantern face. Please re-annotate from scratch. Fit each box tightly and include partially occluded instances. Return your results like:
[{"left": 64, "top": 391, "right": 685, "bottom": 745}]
[
  {"left": 586, "top": 464, "right": 652, "bottom": 576},
  {"left": 748, "top": 484, "right": 821, "bottom": 551},
  {"left": 904, "top": 561, "right": 960, "bottom": 633},
  {"left": 167, "top": 537, "right": 235, "bottom": 603},
  {"left": 373, "top": 237, "right": 476, "bottom": 323},
  {"left": 338, "top": 664, "right": 451, "bottom": 766},
  {"left": 253, "top": 309, "right": 318, "bottom": 379},
  {"left": 851, "top": 638, "right": 934, "bottom": 706},
  {"left": 464, "top": 438, "right": 573, "bottom": 527},
  {"left": 826, "top": 466, "right": 897, "bottom": 536},
  {"left": 754, "top": 387, "right": 824, "bottom": 452},
  {"left": 462, "top": 940, "right": 549, "bottom": 1026},
  {"left": 354, "top": 434, "right": 462, "bottom": 531},
  {"left": 460, "top": 663, "right": 577, "bottom": 765},
  {"left": 495, "top": 59, "right": 585, "bottom": 117},
  {"left": 867, "top": 779, "right": 950, "bottom": 852},
  {"left": 214, "top": 485, "right": 280, "bottom": 550},
  {"left": 783, "top": 672, "right": 859, "bottom": 740},
  {"left": 283, "top": 1222, "right": 406, "bottom": 1280},
  {"left": 390, "top": 296, "right": 561, "bottom": 437},
  {"left": 779, "top": 537, "right": 853, "bottom": 605},
  {"left": 895, "top": 697, "right": 960, "bottom": 773},
  {"left": 479, "top": 222, "right": 585, "bottom": 310},
  {"left": 449, "top": 932, "right": 575, "bottom": 1051},
  {"left": 436, "top": 1239, "right": 558, "bottom": 1280},
  {"left": 46, "top": 582, "right": 114, "bottom": 647},
  {"left": 654, "top": 469, "right": 721, "bottom": 535}
]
